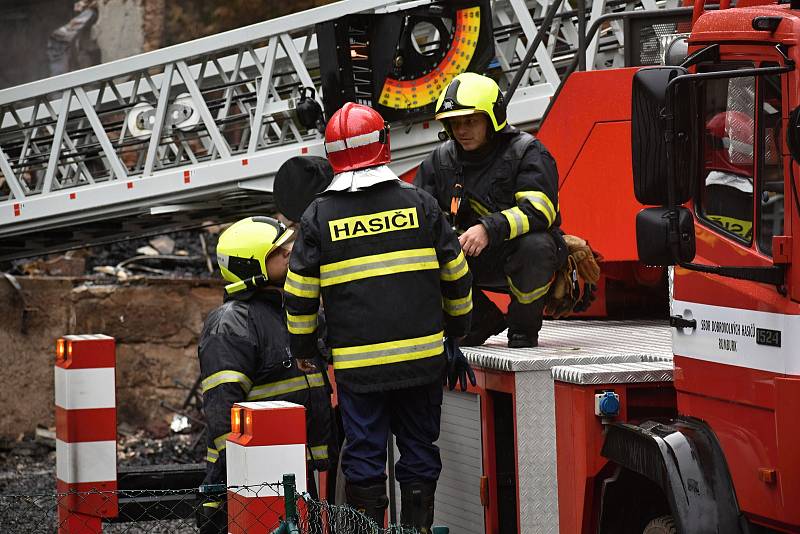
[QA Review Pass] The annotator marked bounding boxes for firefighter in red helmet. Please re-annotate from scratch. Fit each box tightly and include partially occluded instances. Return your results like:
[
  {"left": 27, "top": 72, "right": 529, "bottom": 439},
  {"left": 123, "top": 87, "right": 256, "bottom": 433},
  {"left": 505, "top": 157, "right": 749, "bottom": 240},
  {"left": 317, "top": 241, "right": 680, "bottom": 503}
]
[
  {"left": 284, "top": 102, "right": 474, "bottom": 532},
  {"left": 702, "top": 110, "right": 755, "bottom": 240}
]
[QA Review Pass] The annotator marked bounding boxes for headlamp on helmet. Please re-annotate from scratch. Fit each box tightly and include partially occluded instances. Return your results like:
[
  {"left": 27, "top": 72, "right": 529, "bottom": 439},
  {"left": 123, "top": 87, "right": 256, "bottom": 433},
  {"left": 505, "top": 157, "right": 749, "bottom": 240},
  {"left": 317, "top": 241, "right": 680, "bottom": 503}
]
[{"left": 216, "top": 216, "right": 294, "bottom": 294}]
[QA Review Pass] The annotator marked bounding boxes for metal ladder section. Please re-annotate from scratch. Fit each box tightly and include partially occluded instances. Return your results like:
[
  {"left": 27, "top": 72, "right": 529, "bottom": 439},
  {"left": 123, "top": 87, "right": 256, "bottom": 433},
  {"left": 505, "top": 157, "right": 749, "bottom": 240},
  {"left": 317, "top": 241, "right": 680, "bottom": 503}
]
[{"left": 0, "top": 0, "right": 668, "bottom": 261}]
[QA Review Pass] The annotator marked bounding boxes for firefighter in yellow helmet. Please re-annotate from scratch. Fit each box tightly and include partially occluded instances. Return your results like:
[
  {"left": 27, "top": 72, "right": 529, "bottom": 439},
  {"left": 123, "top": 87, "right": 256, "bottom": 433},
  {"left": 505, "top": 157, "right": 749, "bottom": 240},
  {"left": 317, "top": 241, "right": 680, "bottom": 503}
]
[
  {"left": 196, "top": 216, "right": 334, "bottom": 533},
  {"left": 415, "top": 72, "right": 567, "bottom": 348}
]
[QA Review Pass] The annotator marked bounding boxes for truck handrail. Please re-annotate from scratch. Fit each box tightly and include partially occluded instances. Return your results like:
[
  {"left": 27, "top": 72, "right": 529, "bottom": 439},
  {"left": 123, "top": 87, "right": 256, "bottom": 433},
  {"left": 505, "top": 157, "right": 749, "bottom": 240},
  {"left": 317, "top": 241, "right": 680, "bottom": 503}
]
[{"left": 537, "top": 6, "right": 695, "bottom": 125}]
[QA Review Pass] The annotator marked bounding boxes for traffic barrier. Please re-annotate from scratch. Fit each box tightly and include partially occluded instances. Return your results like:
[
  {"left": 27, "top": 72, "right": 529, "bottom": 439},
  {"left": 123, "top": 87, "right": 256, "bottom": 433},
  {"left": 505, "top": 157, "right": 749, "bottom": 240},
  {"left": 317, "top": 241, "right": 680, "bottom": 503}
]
[
  {"left": 54, "top": 334, "right": 118, "bottom": 533},
  {"left": 227, "top": 401, "right": 308, "bottom": 533}
]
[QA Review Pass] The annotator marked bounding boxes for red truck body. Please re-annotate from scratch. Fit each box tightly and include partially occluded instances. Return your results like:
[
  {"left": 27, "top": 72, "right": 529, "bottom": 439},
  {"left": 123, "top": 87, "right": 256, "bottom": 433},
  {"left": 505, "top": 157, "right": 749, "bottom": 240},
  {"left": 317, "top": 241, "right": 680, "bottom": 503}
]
[{"left": 551, "top": 2, "right": 800, "bottom": 532}]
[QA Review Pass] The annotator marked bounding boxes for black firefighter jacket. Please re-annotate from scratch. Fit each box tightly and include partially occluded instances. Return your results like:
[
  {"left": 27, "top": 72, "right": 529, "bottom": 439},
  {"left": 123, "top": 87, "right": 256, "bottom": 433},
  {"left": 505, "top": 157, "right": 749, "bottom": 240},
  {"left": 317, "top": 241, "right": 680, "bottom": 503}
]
[
  {"left": 198, "top": 289, "right": 333, "bottom": 488},
  {"left": 414, "top": 126, "right": 561, "bottom": 244},
  {"left": 284, "top": 179, "right": 473, "bottom": 393}
]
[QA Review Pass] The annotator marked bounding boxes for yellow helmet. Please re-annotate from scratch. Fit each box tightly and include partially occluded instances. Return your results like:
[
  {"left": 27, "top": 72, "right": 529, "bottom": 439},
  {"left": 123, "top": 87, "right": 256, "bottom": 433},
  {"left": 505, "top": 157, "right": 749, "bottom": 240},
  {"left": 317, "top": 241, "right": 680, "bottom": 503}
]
[
  {"left": 435, "top": 72, "right": 507, "bottom": 133},
  {"left": 216, "top": 217, "right": 294, "bottom": 287}
]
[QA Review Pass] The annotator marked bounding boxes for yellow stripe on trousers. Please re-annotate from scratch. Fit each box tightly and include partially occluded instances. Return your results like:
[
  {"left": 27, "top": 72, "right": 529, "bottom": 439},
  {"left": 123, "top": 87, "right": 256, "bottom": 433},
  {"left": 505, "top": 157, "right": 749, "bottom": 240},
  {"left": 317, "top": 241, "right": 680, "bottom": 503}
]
[{"left": 507, "top": 277, "right": 552, "bottom": 304}]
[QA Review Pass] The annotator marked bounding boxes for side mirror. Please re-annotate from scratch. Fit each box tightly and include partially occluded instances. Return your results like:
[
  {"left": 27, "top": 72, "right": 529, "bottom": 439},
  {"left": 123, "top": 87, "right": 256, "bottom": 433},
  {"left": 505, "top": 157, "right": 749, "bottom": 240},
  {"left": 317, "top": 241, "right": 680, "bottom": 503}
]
[
  {"left": 636, "top": 206, "right": 696, "bottom": 265},
  {"left": 631, "top": 66, "right": 692, "bottom": 206}
]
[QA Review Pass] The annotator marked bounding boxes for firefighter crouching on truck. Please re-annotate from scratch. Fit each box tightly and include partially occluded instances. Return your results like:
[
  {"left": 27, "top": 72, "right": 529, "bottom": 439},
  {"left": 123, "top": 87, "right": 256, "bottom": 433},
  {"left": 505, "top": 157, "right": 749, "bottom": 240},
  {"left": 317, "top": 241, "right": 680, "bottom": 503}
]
[
  {"left": 415, "top": 72, "right": 561, "bottom": 348},
  {"left": 196, "top": 216, "right": 334, "bottom": 533},
  {"left": 415, "top": 72, "right": 599, "bottom": 348},
  {"left": 284, "top": 102, "right": 475, "bottom": 533}
]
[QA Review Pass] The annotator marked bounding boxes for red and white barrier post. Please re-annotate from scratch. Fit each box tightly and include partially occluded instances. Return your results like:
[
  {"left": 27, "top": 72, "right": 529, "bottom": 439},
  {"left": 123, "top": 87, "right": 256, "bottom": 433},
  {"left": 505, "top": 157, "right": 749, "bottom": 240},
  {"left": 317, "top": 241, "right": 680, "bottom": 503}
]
[
  {"left": 227, "top": 401, "right": 307, "bottom": 533},
  {"left": 55, "top": 335, "right": 118, "bottom": 533}
]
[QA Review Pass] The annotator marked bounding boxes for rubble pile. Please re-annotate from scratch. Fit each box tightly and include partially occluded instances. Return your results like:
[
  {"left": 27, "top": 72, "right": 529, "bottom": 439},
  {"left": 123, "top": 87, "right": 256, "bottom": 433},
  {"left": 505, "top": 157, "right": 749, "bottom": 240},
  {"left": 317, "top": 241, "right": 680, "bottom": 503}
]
[
  {"left": 0, "top": 425, "right": 205, "bottom": 497},
  {"left": 8, "top": 227, "right": 225, "bottom": 281},
  {"left": 117, "top": 422, "right": 205, "bottom": 467},
  {"left": 0, "top": 432, "right": 56, "bottom": 497},
  {"left": 0, "top": 408, "right": 205, "bottom": 531}
]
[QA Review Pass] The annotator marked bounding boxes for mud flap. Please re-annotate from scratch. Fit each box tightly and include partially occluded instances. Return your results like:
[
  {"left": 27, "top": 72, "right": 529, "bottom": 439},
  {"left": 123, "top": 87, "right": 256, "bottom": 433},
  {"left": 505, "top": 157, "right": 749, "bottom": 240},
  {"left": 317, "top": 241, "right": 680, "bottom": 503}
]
[{"left": 600, "top": 417, "right": 748, "bottom": 534}]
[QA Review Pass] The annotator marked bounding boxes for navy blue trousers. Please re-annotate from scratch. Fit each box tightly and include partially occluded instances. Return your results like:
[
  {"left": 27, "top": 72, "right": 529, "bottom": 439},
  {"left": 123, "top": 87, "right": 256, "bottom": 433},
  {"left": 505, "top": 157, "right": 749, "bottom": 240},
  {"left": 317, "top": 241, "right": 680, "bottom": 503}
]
[{"left": 338, "top": 381, "right": 443, "bottom": 484}]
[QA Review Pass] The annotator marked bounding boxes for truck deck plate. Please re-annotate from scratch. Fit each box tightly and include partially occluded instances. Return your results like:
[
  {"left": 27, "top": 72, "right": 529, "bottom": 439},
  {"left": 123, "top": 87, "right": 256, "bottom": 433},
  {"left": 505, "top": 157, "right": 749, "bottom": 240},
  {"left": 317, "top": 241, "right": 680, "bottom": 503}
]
[
  {"left": 462, "top": 319, "right": 673, "bottom": 371},
  {"left": 551, "top": 360, "right": 674, "bottom": 384}
]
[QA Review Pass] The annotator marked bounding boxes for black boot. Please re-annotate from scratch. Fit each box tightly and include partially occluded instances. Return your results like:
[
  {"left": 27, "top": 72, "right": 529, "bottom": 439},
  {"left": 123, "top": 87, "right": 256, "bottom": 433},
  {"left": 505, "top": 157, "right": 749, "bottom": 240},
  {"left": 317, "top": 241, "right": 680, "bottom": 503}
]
[
  {"left": 508, "top": 331, "right": 537, "bottom": 348},
  {"left": 507, "top": 298, "right": 545, "bottom": 348},
  {"left": 461, "top": 289, "right": 506, "bottom": 347},
  {"left": 400, "top": 481, "right": 436, "bottom": 533},
  {"left": 345, "top": 481, "right": 388, "bottom": 527}
]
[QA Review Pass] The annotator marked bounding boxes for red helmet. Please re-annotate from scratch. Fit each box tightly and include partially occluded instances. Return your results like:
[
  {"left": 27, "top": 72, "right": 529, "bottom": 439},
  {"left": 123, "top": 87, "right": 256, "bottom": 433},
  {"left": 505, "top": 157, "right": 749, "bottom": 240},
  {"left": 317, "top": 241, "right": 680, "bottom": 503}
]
[
  {"left": 324, "top": 102, "right": 390, "bottom": 174},
  {"left": 704, "top": 111, "right": 754, "bottom": 175}
]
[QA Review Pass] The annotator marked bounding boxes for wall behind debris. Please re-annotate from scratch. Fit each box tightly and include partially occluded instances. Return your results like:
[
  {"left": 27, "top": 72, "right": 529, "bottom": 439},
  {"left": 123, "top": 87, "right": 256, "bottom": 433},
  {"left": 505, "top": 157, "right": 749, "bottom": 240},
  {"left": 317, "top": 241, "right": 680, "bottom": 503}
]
[
  {"left": 0, "top": 0, "right": 167, "bottom": 89},
  {"left": 0, "top": 0, "right": 75, "bottom": 89},
  {"left": 92, "top": 0, "right": 145, "bottom": 62},
  {"left": 0, "top": 277, "right": 222, "bottom": 438},
  {"left": 92, "top": 0, "right": 166, "bottom": 63}
]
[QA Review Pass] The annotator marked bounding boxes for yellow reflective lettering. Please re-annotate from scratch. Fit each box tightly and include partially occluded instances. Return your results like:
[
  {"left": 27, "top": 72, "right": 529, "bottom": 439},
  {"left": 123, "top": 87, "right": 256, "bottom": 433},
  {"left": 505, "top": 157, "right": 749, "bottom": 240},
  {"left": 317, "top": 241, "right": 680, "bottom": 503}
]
[
  {"left": 391, "top": 212, "right": 408, "bottom": 228},
  {"left": 352, "top": 220, "right": 368, "bottom": 236},
  {"left": 328, "top": 207, "right": 420, "bottom": 241},
  {"left": 330, "top": 221, "right": 350, "bottom": 240}
]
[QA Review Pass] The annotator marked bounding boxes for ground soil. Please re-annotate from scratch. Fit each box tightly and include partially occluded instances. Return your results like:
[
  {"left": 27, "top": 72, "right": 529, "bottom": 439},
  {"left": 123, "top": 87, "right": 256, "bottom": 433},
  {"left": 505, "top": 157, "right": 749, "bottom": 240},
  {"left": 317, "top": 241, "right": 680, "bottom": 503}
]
[{"left": 0, "top": 431, "right": 205, "bottom": 533}]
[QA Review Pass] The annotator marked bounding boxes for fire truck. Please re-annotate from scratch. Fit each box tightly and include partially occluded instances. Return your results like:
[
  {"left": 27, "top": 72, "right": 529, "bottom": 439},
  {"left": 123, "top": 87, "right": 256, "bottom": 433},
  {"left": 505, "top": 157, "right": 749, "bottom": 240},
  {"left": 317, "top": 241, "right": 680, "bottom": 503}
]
[{"left": 551, "top": 0, "right": 800, "bottom": 533}]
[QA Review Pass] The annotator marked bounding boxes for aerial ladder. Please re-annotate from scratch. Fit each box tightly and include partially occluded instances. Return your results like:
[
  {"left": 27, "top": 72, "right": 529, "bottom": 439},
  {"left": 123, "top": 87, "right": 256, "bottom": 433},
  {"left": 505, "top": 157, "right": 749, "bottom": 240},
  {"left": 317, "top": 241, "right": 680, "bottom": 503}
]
[{"left": 0, "top": 0, "right": 681, "bottom": 262}]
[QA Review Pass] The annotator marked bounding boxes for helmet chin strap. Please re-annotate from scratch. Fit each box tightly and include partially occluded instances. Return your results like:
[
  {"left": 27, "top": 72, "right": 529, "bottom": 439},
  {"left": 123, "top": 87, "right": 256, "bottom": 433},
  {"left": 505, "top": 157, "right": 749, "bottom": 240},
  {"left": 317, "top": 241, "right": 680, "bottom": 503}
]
[{"left": 224, "top": 274, "right": 270, "bottom": 295}]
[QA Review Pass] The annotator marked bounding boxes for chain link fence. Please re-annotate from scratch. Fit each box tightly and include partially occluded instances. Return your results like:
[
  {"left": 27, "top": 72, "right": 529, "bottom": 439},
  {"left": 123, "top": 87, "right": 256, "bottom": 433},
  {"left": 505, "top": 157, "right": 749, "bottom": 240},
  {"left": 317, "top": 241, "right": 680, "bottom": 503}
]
[
  {"left": 0, "top": 476, "right": 421, "bottom": 534},
  {"left": 299, "top": 500, "right": 422, "bottom": 534}
]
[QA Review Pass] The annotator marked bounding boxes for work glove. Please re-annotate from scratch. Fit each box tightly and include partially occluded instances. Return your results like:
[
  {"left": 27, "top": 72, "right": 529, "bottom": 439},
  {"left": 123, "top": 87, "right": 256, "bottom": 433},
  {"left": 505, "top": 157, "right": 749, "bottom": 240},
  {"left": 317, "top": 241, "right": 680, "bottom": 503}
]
[
  {"left": 443, "top": 337, "right": 477, "bottom": 391},
  {"left": 545, "top": 255, "right": 580, "bottom": 319},
  {"left": 573, "top": 282, "right": 597, "bottom": 314},
  {"left": 562, "top": 235, "right": 602, "bottom": 284},
  {"left": 545, "top": 235, "right": 602, "bottom": 319}
]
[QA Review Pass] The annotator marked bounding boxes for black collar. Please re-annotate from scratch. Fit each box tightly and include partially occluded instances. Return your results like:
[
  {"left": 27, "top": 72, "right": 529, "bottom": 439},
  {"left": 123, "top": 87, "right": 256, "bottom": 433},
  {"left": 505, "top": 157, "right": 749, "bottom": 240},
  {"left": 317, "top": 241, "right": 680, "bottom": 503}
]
[{"left": 224, "top": 286, "right": 284, "bottom": 307}]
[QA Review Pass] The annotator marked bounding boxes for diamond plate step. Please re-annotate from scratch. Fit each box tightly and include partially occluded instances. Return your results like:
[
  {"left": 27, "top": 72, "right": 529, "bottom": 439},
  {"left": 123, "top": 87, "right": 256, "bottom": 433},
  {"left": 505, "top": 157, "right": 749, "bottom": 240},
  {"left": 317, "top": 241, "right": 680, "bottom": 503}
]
[
  {"left": 551, "top": 360, "right": 674, "bottom": 384},
  {"left": 462, "top": 319, "right": 672, "bottom": 372}
]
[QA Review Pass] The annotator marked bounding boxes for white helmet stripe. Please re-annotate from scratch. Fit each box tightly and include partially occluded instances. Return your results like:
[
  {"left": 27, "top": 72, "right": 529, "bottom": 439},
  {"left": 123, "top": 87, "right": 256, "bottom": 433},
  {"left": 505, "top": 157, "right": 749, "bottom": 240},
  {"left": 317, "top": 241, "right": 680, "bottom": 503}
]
[
  {"left": 325, "top": 130, "right": 382, "bottom": 154},
  {"left": 324, "top": 140, "right": 347, "bottom": 153}
]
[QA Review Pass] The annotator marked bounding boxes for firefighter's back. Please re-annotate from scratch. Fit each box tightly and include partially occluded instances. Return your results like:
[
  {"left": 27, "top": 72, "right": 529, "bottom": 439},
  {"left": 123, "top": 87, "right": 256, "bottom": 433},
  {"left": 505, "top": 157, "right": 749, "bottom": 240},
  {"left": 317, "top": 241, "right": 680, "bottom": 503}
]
[{"left": 304, "top": 180, "right": 447, "bottom": 392}]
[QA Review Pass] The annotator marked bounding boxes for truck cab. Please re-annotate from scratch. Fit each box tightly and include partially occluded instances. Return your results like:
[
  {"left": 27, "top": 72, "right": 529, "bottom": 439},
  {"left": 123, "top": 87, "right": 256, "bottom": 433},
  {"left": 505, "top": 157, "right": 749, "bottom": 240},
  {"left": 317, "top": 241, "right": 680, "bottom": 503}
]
[{"left": 595, "top": 3, "right": 800, "bottom": 532}]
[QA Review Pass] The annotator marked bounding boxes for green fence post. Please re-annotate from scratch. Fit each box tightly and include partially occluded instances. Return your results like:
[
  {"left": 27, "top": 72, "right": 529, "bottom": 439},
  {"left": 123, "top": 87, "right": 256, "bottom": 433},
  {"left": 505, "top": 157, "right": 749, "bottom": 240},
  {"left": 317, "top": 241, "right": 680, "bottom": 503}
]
[
  {"left": 270, "top": 473, "right": 300, "bottom": 534},
  {"left": 283, "top": 473, "right": 298, "bottom": 522}
]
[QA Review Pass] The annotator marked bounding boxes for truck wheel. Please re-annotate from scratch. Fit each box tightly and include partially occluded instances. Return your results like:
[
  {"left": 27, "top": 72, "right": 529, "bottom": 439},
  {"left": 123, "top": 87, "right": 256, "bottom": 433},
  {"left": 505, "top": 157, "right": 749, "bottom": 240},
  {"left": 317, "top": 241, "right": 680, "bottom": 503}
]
[{"left": 643, "top": 515, "right": 677, "bottom": 534}]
